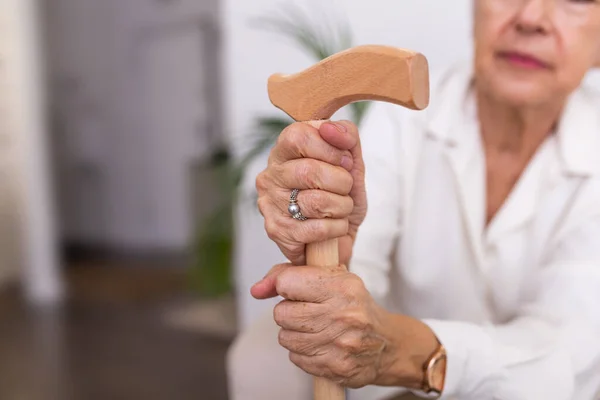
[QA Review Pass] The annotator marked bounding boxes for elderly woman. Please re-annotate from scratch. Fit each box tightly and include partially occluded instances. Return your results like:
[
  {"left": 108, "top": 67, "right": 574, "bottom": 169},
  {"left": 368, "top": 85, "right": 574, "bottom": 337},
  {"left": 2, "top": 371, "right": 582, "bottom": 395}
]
[{"left": 227, "top": 0, "right": 600, "bottom": 399}]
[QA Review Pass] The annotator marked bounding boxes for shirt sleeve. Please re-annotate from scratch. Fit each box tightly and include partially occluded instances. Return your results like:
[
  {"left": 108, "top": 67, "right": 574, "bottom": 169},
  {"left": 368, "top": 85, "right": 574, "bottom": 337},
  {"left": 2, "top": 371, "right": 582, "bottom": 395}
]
[
  {"left": 348, "top": 102, "right": 406, "bottom": 305},
  {"left": 422, "top": 212, "right": 600, "bottom": 400}
]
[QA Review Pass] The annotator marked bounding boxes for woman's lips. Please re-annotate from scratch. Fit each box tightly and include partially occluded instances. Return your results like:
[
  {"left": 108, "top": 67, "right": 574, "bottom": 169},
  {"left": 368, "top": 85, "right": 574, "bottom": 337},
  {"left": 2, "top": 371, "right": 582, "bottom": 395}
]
[{"left": 497, "top": 51, "right": 551, "bottom": 70}]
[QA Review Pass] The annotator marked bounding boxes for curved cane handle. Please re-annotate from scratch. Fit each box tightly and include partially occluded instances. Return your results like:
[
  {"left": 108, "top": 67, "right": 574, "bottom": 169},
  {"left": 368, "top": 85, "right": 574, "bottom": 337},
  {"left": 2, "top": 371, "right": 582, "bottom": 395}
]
[{"left": 268, "top": 44, "right": 430, "bottom": 122}]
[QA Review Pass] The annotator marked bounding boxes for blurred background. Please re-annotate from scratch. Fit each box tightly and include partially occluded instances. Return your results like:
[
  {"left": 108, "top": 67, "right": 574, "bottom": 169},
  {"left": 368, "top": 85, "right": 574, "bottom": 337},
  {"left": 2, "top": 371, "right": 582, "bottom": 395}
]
[{"left": 0, "top": 0, "right": 598, "bottom": 399}]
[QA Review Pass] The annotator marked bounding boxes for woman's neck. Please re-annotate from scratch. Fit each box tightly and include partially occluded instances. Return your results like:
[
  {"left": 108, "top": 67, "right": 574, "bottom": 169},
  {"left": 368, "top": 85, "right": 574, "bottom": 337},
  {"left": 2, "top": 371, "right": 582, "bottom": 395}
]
[
  {"left": 475, "top": 86, "right": 567, "bottom": 226},
  {"left": 476, "top": 88, "right": 565, "bottom": 158}
]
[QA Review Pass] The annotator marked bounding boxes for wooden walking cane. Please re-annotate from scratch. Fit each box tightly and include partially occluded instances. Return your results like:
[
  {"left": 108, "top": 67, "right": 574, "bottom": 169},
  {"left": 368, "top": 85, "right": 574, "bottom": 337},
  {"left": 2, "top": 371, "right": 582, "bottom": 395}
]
[{"left": 267, "top": 44, "right": 430, "bottom": 400}]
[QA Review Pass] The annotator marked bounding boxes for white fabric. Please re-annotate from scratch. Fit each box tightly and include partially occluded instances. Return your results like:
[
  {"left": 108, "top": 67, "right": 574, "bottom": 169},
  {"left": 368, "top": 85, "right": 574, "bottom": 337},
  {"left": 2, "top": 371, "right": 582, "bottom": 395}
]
[{"left": 348, "top": 61, "right": 600, "bottom": 399}]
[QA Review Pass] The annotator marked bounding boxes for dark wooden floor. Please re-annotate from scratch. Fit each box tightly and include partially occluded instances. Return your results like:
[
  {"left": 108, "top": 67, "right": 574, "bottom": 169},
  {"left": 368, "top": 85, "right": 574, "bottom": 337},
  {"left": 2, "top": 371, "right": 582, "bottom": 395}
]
[{"left": 0, "top": 262, "right": 231, "bottom": 400}]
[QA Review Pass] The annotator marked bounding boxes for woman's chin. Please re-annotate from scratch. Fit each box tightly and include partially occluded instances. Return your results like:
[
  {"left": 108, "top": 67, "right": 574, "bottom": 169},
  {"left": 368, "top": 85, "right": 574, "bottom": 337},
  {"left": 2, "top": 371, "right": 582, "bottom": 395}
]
[{"left": 485, "top": 80, "right": 558, "bottom": 107}]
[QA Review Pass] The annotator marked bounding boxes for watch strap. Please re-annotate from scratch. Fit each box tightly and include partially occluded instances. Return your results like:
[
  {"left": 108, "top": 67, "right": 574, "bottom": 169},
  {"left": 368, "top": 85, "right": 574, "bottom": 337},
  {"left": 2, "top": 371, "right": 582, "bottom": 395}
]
[{"left": 421, "top": 340, "right": 447, "bottom": 396}]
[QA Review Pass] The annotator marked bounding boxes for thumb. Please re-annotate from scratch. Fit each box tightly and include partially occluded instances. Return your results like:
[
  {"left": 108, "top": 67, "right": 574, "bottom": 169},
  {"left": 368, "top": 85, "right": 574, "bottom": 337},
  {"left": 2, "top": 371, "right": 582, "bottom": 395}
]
[
  {"left": 250, "top": 263, "right": 293, "bottom": 300},
  {"left": 318, "top": 120, "right": 359, "bottom": 151}
]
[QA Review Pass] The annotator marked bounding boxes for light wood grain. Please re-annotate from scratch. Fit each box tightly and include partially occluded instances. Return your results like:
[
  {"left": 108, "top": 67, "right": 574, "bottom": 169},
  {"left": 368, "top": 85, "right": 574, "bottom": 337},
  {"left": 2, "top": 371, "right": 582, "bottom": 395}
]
[
  {"left": 306, "top": 238, "right": 339, "bottom": 269},
  {"left": 314, "top": 374, "right": 345, "bottom": 400},
  {"left": 306, "top": 238, "right": 344, "bottom": 399},
  {"left": 268, "top": 45, "right": 429, "bottom": 122},
  {"left": 267, "top": 44, "right": 430, "bottom": 400}
]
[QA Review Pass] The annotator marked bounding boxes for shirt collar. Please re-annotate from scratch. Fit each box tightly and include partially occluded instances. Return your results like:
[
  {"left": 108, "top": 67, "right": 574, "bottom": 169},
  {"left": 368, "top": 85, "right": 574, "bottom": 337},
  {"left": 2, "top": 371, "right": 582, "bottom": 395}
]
[
  {"left": 424, "top": 61, "right": 475, "bottom": 147},
  {"left": 424, "top": 61, "right": 600, "bottom": 177},
  {"left": 555, "top": 87, "right": 600, "bottom": 176}
]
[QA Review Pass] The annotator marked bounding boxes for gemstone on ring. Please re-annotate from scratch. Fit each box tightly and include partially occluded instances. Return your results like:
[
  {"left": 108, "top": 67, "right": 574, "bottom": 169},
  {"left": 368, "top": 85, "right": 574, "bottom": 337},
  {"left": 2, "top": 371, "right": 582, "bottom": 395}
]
[{"left": 288, "top": 203, "right": 301, "bottom": 216}]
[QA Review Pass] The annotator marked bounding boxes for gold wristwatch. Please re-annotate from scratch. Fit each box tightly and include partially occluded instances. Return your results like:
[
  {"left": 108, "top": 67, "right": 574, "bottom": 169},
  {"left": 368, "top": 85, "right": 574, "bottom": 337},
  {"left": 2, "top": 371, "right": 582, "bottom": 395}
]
[{"left": 422, "top": 340, "right": 447, "bottom": 397}]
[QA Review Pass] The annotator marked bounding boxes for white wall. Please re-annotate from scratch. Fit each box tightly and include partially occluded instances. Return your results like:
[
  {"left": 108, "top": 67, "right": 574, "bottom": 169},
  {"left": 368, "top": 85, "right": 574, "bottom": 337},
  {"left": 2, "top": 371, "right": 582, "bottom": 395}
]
[
  {"left": 0, "top": 0, "right": 63, "bottom": 303},
  {"left": 224, "top": 0, "right": 474, "bottom": 329},
  {"left": 0, "top": 1, "right": 20, "bottom": 290}
]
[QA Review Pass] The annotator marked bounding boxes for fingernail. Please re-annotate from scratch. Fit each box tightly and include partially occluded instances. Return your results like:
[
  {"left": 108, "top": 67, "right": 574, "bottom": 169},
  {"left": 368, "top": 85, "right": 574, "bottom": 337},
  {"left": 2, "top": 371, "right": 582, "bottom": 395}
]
[
  {"left": 341, "top": 155, "right": 353, "bottom": 171},
  {"left": 332, "top": 122, "right": 347, "bottom": 133}
]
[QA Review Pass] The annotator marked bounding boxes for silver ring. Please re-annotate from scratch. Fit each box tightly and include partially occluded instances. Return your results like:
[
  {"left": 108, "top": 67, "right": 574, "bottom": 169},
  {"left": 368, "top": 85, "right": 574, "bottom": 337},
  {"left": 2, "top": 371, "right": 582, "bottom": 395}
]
[{"left": 288, "top": 189, "right": 308, "bottom": 221}]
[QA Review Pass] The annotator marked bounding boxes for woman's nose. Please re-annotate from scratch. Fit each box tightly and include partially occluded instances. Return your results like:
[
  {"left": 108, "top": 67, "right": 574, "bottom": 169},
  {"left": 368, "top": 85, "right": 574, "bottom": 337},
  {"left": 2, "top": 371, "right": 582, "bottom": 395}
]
[{"left": 515, "top": 0, "right": 553, "bottom": 34}]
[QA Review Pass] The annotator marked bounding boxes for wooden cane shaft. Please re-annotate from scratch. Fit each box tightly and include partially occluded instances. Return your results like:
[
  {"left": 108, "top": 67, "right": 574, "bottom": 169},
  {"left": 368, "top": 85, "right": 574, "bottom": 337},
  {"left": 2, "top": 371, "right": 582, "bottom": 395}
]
[
  {"left": 314, "top": 375, "right": 345, "bottom": 400},
  {"left": 306, "top": 238, "right": 344, "bottom": 400}
]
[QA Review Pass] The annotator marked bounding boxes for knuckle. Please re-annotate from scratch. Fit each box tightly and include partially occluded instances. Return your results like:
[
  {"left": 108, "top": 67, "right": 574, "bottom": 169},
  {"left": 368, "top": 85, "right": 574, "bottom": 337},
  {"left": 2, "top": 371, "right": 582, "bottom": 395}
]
[
  {"left": 318, "top": 220, "right": 333, "bottom": 238},
  {"left": 281, "top": 123, "right": 308, "bottom": 151},
  {"left": 335, "top": 334, "right": 362, "bottom": 353},
  {"left": 304, "top": 191, "right": 328, "bottom": 218},
  {"left": 275, "top": 269, "right": 293, "bottom": 298},
  {"left": 278, "top": 329, "right": 290, "bottom": 348},
  {"left": 297, "top": 126, "right": 313, "bottom": 153},
  {"left": 339, "top": 287, "right": 363, "bottom": 307},
  {"left": 273, "top": 302, "right": 285, "bottom": 326},
  {"left": 264, "top": 219, "right": 279, "bottom": 241},
  {"left": 288, "top": 352, "right": 305, "bottom": 370},
  {"left": 340, "top": 171, "right": 354, "bottom": 194},
  {"left": 345, "top": 274, "right": 366, "bottom": 293},
  {"left": 286, "top": 122, "right": 305, "bottom": 138},
  {"left": 334, "top": 303, "right": 372, "bottom": 331},
  {"left": 342, "top": 196, "right": 354, "bottom": 216},
  {"left": 277, "top": 125, "right": 292, "bottom": 145},
  {"left": 256, "top": 196, "right": 269, "bottom": 216},
  {"left": 255, "top": 171, "right": 268, "bottom": 193},
  {"left": 295, "top": 160, "right": 317, "bottom": 188},
  {"left": 302, "top": 219, "right": 327, "bottom": 241},
  {"left": 328, "top": 218, "right": 350, "bottom": 237},
  {"left": 334, "top": 358, "right": 357, "bottom": 378},
  {"left": 343, "top": 309, "right": 372, "bottom": 331},
  {"left": 318, "top": 218, "right": 348, "bottom": 240},
  {"left": 279, "top": 129, "right": 295, "bottom": 149},
  {"left": 324, "top": 143, "right": 343, "bottom": 163},
  {"left": 282, "top": 245, "right": 306, "bottom": 265}
]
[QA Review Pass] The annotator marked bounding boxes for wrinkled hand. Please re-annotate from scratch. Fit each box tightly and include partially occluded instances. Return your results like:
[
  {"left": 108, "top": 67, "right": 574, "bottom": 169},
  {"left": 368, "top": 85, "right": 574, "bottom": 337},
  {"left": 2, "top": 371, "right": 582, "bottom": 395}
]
[
  {"left": 255, "top": 120, "right": 367, "bottom": 266},
  {"left": 251, "top": 264, "right": 439, "bottom": 390}
]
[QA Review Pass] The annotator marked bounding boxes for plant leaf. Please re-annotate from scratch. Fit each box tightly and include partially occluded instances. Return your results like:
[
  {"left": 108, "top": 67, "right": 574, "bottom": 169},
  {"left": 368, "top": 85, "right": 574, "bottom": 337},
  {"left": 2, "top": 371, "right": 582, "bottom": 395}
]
[
  {"left": 189, "top": 201, "right": 234, "bottom": 297},
  {"left": 249, "top": 3, "right": 352, "bottom": 62}
]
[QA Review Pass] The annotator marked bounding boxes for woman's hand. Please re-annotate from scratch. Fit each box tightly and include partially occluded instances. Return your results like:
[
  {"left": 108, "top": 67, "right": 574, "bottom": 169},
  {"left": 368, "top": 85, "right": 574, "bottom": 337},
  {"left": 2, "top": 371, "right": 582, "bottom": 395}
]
[
  {"left": 251, "top": 263, "right": 440, "bottom": 390},
  {"left": 255, "top": 120, "right": 367, "bottom": 267}
]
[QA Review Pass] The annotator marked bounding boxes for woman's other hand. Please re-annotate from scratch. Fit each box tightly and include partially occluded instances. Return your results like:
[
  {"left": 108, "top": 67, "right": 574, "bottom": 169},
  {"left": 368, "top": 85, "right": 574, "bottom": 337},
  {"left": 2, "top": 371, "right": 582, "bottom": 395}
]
[{"left": 250, "top": 263, "right": 439, "bottom": 390}]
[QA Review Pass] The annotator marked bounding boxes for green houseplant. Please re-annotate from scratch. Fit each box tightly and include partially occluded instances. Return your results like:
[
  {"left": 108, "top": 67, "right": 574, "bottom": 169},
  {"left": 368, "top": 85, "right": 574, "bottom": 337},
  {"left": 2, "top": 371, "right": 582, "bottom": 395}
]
[{"left": 189, "top": 3, "right": 372, "bottom": 298}]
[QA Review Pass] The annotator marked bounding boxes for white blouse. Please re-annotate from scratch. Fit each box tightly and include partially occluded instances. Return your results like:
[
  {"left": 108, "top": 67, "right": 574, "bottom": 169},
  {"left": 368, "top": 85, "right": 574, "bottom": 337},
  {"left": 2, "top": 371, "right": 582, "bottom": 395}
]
[{"left": 348, "top": 62, "right": 600, "bottom": 400}]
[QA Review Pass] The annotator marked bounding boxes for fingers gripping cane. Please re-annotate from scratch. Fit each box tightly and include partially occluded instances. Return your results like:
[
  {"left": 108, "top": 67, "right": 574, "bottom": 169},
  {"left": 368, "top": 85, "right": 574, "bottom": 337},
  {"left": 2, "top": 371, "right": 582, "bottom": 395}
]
[{"left": 267, "top": 45, "right": 430, "bottom": 400}]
